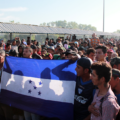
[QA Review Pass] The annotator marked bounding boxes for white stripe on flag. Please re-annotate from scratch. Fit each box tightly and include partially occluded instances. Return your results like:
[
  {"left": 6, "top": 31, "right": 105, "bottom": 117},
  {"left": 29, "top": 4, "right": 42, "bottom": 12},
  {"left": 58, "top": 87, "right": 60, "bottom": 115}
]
[{"left": 1, "top": 71, "right": 76, "bottom": 104}]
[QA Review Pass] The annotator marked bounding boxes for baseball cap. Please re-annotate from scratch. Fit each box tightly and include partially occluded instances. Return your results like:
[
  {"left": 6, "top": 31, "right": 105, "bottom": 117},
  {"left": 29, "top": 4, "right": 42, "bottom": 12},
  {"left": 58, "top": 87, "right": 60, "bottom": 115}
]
[
  {"left": 107, "top": 49, "right": 113, "bottom": 53},
  {"left": 59, "top": 47, "right": 66, "bottom": 52},
  {"left": 110, "top": 57, "right": 120, "bottom": 67},
  {"left": 65, "top": 49, "right": 77, "bottom": 56},
  {"left": 77, "top": 57, "right": 93, "bottom": 72},
  {"left": 47, "top": 46, "right": 55, "bottom": 51}
]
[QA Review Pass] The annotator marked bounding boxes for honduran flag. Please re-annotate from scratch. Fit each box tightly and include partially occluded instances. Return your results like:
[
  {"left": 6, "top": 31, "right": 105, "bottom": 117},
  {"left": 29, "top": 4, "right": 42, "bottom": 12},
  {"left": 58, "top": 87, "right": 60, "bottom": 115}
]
[{"left": 0, "top": 56, "right": 76, "bottom": 120}]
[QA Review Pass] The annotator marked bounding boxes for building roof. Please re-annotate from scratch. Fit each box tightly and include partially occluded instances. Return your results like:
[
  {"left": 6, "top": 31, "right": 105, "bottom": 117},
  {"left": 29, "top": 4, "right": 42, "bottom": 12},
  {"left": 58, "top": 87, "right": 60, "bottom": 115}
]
[{"left": 0, "top": 22, "right": 120, "bottom": 36}]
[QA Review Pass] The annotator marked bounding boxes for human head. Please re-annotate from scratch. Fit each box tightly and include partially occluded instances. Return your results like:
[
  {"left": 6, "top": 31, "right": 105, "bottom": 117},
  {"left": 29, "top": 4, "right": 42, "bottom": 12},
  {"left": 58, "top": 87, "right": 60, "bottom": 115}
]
[
  {"left": 42, "top": 53, "right": 53, "bottom": 60},
  {"left": 95, "top": 45, "right": 107, "bottom": 61},
  {"left": 75, "top": 57, "right": 93, "bottom": 77},
  {"left": 83, "top": 41, "right": 88, "bottom": 47},
  {"left": 34, "top": 40, "right": 37, "bottom": 45},
  {"left": 107, "top": 49, "right": 113, "bottom": 59},
  {"left": 110, "top": 57, "right": 120, "bottom": 70},
  {"left": 108, "top": 42, "right": 113, "bottom": 49},
  {"left": 58, "top": 47, "right": 66, "bottom": 55},
  {"left": 0, "top": 50, "right": 5, "bottom": 64},
  {"left": 27, "top": 39, "right": 30, "bottom": 45},
  {"left": 86, "top": 48, "right": 96, "bottom": 61},
  {"left": 41, "top": 49, "right": 47, "bottom": 56},
  {"left": 78, "top": 47, "right": 86, "bottom": 54},
  {"left": 23, "top": 47, "right": 33, "bottom": 58},
  {"left": 6, "top": 43, "right": 11, "bottom": 51},
  {"left": 32, "top": 45, "right": 37, "bottom": 53},
  {"left": 65, "top": 49, "right": 77, "bottom": 59},
  {"left": 0, "top": 43, "right": 3, "bottom": 50},
  {"left": 92, "top": 33, "right": 96, "bottom": 38},
  {"left": 9, "top": 50, "right": 18, "bottom": 57},
  {"left": 110, "top": 69, "right": 120, "bottom": 90},
  {"left": 12, "top": 39, "right": 16, "bottom": 46},
  {"left": 37, "top": 46, "right": 41, "bottom": 52},
  {"left": 18, "top": 45, "right": 24, "bottom": 54},
  {"left": 57, "top": 39, "right": 62, "bottom": 43},
  {"left": 47, "top": 46, "right": 54, "bottom": 54},
  {"left": 91, "top": 62, "right": 112, "bottom": 86},
  {"left": 111, "top": 52, "right": 118, "bottom": 58}
]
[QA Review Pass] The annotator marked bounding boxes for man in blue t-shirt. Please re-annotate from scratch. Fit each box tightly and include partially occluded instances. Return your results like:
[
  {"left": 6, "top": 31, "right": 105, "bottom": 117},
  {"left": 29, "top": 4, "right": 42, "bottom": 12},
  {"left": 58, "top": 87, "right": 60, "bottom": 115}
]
[{"left": 74, "top": 57, "right": 95, "bottom": 120}]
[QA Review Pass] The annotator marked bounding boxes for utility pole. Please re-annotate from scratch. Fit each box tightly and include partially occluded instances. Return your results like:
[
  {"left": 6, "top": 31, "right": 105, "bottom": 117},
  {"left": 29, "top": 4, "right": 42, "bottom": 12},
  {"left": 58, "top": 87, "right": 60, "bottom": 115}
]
[{"left": 103, "top": 0, "right": 105, "bottom": 32}]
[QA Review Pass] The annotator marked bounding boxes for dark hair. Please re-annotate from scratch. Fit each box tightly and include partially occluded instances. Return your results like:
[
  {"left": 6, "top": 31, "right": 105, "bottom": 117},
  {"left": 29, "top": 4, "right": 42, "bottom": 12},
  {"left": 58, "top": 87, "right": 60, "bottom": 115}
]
[
  {"left": 41, "top": 49, "right": 47, "bottom": 52},
  {"left": 110, "top": 57, "right": 120, "bottom": 67},
  {"left": 95, "top": 45, "right": 107, "bottom": 54},
  {"left": 86, "top": 48, "right": 95, "bottom": 55},
  {"left": 0, "top": 43, "right": 3, "bottom": 47},
  {"left": 112, "top": 69, "right": 120, "bottom": 80},
  {"left": 6, "top": 43, "right": 11, "bottom": 48},
  {"left": 91, "top": 62, "right": 112, "bottom": 83},
  {"left": 9, "top": 50, "right": 18, "bottom": 57}
]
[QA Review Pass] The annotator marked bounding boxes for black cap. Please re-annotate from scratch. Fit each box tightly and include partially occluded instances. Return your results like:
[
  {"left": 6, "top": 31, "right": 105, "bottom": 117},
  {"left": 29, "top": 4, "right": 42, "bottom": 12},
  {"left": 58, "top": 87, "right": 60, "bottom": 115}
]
[{"left": 77, "top": 57, "right": 93, "bottom": 72}]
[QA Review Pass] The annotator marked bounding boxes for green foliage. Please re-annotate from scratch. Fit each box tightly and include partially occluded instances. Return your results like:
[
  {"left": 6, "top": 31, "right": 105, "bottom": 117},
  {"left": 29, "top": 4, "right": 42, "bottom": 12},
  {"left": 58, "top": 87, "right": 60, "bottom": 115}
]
[
  {"left": 40, "top": 20, "right": 97, "bottom": 31},
  {"left": 114, "top": 30, "right": 120, "bottom": 33}
]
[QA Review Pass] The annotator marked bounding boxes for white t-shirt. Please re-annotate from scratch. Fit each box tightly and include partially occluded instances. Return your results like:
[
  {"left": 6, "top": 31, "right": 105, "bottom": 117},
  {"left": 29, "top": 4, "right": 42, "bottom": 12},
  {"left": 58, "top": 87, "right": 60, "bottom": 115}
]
[{"left": 11, "top": 45, "right": 18, "bottom": 53}]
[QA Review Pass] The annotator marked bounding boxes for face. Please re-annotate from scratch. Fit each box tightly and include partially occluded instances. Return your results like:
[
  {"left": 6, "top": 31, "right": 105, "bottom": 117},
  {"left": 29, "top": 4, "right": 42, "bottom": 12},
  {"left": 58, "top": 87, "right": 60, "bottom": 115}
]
[
  {"left": 91, "top": 70, "right": 102, "bottom": 86},
  {"left": 107, "top": 52, "right": 112, "bottom": 58},
  {"left": 92, "top": 33, "right": 96, "bottom": 38},
  {"left": 27, "top": 40, "right": 30, "bottom": 45},
  {"left": 41, "top": 51, "right": 47, "bottom": 56},
  {"left": 6, "top": 45, "right": 11, "bottom": 51},
  {"left": 12, "top": 41, "right": 16, "bottom": 45},
  {"left": 43, "top": 56, "right": 50, "bottom": 60},
  {"left": 113, "top": 64, "right": 120, "bottom": 70},
  {"left": 109, "top": 76, "right": 118, "bottom": 89},
  {"left": 84, "top": 43, "right": 87, "bottom": 47},
  {"left": 59, "top": 49, "right": 64, "bottom": 54},
  {"left": 34, "top": 41, "right": 37, "bottom": 45},
  {"left": 18, "top": 47, "right": 23, "bottom": 53},
  {"left": 0, "top": 54, "right": 5, "bottom": 64},
  {"left": 37, "top": 48, "right": 41, "bottom": 52},
  {"left": 96, "top": 49, "right": 105, "bottom": 61},
  {"left": 87, "top": 52, "right": 95, "bottom": 61},
  {"left": 47, "top": 49, "right": 54, "bottom": 54},
  {"left": 23, "top": 49, "right": 31, "bottom": 58},
  {"left": 75, "top": 65, "right": 84, "bottom": 76},
  {"left": 66, "top": 54, "right": 74, "bottom": 59}
]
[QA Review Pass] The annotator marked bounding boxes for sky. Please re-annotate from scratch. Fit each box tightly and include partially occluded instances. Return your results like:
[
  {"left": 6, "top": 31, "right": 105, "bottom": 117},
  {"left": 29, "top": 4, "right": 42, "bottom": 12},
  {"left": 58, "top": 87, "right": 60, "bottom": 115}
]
[{"left": 0, "top": 0, "right": 120, "bottom": 32}]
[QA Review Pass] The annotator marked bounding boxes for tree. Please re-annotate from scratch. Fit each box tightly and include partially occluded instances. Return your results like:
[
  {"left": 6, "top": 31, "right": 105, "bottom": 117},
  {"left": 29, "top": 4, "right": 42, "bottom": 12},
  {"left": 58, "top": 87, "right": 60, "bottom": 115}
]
[
  {"left": 114, "top": 30, "right": 120, "bottom": 33},
  {"left": 40, "top": 20, "right": 97, "bottom": 31}
]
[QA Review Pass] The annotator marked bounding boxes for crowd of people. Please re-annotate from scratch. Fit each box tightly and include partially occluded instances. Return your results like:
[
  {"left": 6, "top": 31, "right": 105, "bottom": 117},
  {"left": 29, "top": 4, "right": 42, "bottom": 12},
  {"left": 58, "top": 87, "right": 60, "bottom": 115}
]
[{"left": 0, "top": 33, "right": 120, "bottom": 120}]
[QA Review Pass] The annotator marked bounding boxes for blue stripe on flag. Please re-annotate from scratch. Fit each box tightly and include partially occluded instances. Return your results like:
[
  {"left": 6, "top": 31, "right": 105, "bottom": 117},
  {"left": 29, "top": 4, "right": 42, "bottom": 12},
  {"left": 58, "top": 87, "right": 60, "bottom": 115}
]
[
  {"left": 0, "top": 89, "right": 73, "bottom": 120},
  {"left": 3, "top": 56, "right": 76, "bottom": 81}
]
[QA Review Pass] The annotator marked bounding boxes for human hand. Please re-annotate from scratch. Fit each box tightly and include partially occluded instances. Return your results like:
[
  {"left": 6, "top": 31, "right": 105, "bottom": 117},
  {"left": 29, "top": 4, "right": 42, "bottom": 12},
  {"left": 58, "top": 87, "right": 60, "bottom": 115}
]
[{"left": 88, "top": 102, "right": 100, "bottom": 117}]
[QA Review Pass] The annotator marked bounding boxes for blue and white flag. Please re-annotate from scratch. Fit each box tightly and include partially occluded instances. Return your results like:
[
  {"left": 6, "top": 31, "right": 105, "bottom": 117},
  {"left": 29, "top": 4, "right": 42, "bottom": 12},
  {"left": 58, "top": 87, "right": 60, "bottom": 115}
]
[{"left": 0, "top": 57, "right": 76, "bottom": 120}]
